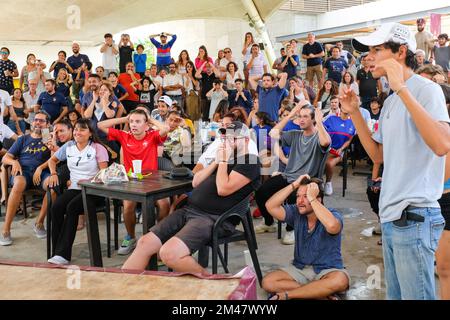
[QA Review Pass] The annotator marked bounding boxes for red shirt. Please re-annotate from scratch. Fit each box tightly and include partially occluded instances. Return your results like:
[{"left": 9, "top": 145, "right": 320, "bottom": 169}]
[
  {"left": 107, "top": 128, "right": 166, "bottom": 172},
  {"left": 118, "top": 73, "right": 141, "bottom": 102}
]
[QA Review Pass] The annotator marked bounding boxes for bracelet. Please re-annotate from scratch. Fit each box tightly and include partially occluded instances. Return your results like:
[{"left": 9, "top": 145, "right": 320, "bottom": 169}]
[
  {"left": 51, "top": 172, "right": 58, "bottom": 176},
  {"left": 308, "top": 198, "right": 317, "bottom": 203},
  {"left": 395, "top": 85, "right": 408, "bottom": 95}
]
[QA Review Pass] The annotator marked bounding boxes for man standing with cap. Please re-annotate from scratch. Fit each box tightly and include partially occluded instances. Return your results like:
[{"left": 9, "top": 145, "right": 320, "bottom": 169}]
[
  {"left": 415, "top": 18, "right": 436, "bottom": 62},
  {"left": 342, "top": 22, "right": 450, "bottom": 299},
  {"left": 149, "top": 32, "right": 177, "bottom": 73}
]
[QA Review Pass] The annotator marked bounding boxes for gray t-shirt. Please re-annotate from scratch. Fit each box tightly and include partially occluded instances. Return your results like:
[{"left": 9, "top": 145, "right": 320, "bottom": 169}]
[
  {"left": 372, "top": 74, "right": 450, "bottom": 223},
  {"left": 281, "top": 130, "right": 330, "bottom": 183},
  {"left": 434, "top": 46, "right": 450, "bottom": 72}
]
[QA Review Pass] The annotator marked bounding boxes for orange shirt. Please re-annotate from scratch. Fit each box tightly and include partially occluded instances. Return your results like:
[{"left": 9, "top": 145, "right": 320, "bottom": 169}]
[{"left": 118, "top": 73, "right": 141, "bottom": 102}]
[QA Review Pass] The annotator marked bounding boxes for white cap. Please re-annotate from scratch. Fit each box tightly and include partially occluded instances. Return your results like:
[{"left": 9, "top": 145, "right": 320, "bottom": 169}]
[
  {"left": 352, "top": 23, "right": 416, "bottom": 53},
  {"left": 158, "top": 95, "right": 173, "bottom": 107}
]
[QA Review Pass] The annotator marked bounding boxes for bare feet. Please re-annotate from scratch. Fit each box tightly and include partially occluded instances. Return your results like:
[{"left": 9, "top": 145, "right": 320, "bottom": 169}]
[{"left": 77, "top": 214, "right": 85, "bottom": 231}]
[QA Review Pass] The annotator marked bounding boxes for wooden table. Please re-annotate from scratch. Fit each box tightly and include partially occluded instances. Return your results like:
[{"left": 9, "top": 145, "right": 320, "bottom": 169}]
[{"left": 79, "top": 171, "right": 193, "bottom": 269}]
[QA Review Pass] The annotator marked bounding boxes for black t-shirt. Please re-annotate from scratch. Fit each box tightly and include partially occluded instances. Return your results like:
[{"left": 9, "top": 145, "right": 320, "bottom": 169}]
[
  {"left": 119, "top": 46, "right": 134, "bottom": 66},
  {"left": 199, "top": 72, "right": 217, "bottom": 99},
  {"left": 188, "top": 154, "right": 261, "bottom": 216},
  {"left": 357, "top": 69, "right": 378, "bottom": 98},
  {"left": 301, "top": 42, "right": 324, "bottom": 67},
  {"left": 136, "top": 89, "right": 156, "bottom": 110},
  {"left": 369, "top": 110, "right": 381, "bottom": 121}
]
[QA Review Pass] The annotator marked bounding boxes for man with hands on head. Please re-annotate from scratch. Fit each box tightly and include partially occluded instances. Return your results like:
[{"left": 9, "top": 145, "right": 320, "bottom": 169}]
[
  {"left": 255, "top": 100, "right": 331, "bottom": 245},
  {"left": 341, "top": 23, "right": 450, "bottom": 300},
  {"left": 262, "top": 174, "right": 350, "bottom": 300}
]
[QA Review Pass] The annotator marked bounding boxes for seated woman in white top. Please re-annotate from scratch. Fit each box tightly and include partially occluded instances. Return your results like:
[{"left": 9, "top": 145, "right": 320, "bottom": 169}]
[
  {"left": 225, "top": 61, "right": 244, "bottom": 93},
  {"left": 288, "top": 77, "right": 310, "bottom": 103},
  {"left": 47, "top": 118, "right": 109, "bottom": 265},
  {"left": 339, "top": 72, "right": 359, "bottom": 96}
]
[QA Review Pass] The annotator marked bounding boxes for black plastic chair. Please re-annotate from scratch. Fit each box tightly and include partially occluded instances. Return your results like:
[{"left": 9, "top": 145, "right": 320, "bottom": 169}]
[
  {"left": 46, "top": 188, "right": 115, "bottom": 259},
  {"left": 197, "top": 196, "right": 263, "bottom": 285}
]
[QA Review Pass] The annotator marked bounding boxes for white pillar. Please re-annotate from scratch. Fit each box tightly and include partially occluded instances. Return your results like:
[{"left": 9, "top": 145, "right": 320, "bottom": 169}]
[{"left": 240, "top": 0, "right": 277, "bottom": 70}]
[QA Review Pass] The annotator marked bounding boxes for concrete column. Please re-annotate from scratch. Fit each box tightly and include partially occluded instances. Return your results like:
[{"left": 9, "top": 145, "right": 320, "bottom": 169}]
[{"left": 240, "top": 0, "right": 277, "bottom": 69}]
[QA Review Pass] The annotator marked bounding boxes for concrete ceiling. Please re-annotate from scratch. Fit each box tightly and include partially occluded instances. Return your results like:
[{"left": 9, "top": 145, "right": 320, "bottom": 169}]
[{"left": 1, "top": 0, "right": 286, "bottom": 45}]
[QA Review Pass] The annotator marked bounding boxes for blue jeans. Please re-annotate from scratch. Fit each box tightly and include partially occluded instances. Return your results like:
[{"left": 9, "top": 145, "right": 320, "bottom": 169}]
[
  {"left": 7, "top": 119, "right": 26, "bottom": 134},
  {"left": 381, "top": 207, "right": 445, "bottom": 300}
]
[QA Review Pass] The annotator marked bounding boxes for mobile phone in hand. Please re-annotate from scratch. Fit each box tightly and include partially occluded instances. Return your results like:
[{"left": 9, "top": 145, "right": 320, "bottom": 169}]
[{"left": 42, "top": 128, "right": 51, "bottom": 144}]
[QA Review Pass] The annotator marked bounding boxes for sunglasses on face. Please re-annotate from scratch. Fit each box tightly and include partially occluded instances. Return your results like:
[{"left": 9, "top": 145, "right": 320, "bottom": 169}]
[
  {"left": 224, "top": 51, "right": 231, "bottom": 53},
  {"left": 0, "top": 51, "right": 8, "bottom": 55}
]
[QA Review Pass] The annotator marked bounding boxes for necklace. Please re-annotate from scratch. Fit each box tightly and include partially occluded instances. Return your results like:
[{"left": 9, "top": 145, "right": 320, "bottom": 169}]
[{"left": 301, "top": 131, "right": 317, "bottom": 145}]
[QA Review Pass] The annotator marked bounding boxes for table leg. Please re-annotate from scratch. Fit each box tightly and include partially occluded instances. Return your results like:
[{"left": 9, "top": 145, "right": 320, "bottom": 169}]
[
  {"left": 141, "top": 196, "right": 157, "bottom": 270},
  {"left": 82, "top": 187, "right": 103, "bottom": 267}
]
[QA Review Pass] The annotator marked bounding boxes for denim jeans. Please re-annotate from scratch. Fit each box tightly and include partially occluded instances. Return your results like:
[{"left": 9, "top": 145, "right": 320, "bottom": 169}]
[
  {"left": 381, "top": 207, "right": 445, "bottom": 300},
  {"left": 7, "top": 119, "right": 26, "bottom": 134}
]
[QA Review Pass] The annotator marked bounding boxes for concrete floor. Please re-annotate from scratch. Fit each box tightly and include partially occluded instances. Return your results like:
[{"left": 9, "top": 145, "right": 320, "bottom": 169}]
[{"left": 0, "top": 163, "right": 428, "bottom": 300}]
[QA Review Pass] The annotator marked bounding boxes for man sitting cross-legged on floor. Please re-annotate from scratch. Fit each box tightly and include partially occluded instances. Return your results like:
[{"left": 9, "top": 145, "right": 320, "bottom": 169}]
[
  {"left": 122, "top": 121, "right": 261, "bottom": 273},
  {"left": 98, "top": 109, "right": 171, "bottom": 256},
  {"left": 0, "top": 111, "right": 52, "bottom": 246},
  {"left": 262, "top": 175, "right": 350, "bottom": 300}
]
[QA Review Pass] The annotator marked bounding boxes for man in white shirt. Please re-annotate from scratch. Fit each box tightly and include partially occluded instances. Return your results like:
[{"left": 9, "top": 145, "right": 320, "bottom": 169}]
[
  {"left": 163, "top": 62, "right": 184, "bottom": 106},
  {"left": 28, "top": 60, "right": 52, "bottom": 94},
  {"left": 100, "top": 33, "right": 119, "bottom": 75},
  {"left": 247, "top": 44, "right": 268, "bottom": 90},
  {"left": 23, "top": 79, "right": 39, "bottom": 124},
  {"left": 0, "top": 88, "right": 12, "bottom": 124}
]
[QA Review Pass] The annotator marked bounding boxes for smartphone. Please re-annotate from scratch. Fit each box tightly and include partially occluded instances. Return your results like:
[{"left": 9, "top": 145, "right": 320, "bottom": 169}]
[{"left": 42, "top": 128, "right": 50, "bottom": 144}]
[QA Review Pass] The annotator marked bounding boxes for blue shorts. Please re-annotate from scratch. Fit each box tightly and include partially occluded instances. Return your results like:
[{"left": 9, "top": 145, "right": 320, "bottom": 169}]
[{"left": 9, "top": 167, "right": 51, "bottom": 189}]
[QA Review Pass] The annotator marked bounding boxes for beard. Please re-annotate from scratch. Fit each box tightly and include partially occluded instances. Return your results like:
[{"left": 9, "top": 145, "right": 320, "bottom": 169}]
[{"left": 32, "top": 126, "right": 42, "bottom": 135}]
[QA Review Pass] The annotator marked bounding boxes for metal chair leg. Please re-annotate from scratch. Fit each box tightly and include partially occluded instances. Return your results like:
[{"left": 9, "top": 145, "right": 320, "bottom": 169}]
[
  {"left": 105, "top": 198, "right": 111, "bottom": 258},
  {"left": 242, "top": 216, "right": 263, "bottom": 285}
]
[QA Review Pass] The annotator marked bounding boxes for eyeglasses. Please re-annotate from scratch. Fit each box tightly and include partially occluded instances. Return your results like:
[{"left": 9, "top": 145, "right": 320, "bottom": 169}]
[
  {"left": 224, "top": 51, "right": 231, "bottom": 54},
  {"left": 33, "top": 118, "right": 47, "bottom": 123},
  {"left": 0, "top": 51, "right": 8, "bottom": 55}
]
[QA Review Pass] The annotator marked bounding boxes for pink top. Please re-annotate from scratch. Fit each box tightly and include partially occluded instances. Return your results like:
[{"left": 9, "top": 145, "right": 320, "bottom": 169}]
[{"left": 195, "top": 57, "right": 214, "bottom": 73}]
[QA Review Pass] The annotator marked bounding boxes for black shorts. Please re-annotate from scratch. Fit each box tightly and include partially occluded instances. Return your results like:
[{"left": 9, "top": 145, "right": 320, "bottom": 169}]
[
  {"left": 150, "top": 206, "right": 235, "bottom": 252},
  {"left": 439, "top": 192, "right": 450, "bottom": 231}
]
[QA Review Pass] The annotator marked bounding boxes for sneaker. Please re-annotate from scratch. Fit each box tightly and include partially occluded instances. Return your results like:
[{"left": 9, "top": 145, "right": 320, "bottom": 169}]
[
  {"left": 254, "top": 222, "right": 276, "bottom": 234},
  {"left": 252, "top": 208, "right": 262, "bottom": 219},
  {"left": 48, "top": 255, "right": 69, "bottom": 265},
  {"left": 373, "top": 223, "right": 382, "bottom": 235},
  {"left": 0, "top": 232, "right": 13, "bottom": 246},
  {"left": 118, "top": 235, "right": 137, "bottom": 255},
  {"left": 33, "top": 224, "right": 47, "bottom": 239},
  {"left": 282, "top": 231, "right": 295, "bottom": 245},
  {"left": 324, "top": 182, "right": 333, "bottom": 196}
]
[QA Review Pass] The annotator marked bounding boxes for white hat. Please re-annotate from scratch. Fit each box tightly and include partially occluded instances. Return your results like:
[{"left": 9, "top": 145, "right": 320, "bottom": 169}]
[
  {"left": 158, "top": 95, "right": 172, "bottom": 106},
  {"left": 352, "top": 23, "right": 416, "bottom": 53}
]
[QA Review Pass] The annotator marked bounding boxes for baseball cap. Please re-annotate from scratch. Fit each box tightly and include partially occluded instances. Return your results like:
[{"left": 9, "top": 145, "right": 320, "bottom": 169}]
[
  {"left": 352, "top": 22, "right": 417, "bottom": 53},
  {"left": 158, "top": 95, "right": 173, "bottom": 106},
  {"left": 416, "top": 18, "right": 426, "bottom": 24},
  {"left": 218, "top": 121, "right": 250, "bottom": 138}
]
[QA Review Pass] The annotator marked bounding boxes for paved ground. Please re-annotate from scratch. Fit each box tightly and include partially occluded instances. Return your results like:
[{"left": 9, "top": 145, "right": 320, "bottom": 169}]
[{"left": 1, "top": 162, "right": 433, "bottom": 300}]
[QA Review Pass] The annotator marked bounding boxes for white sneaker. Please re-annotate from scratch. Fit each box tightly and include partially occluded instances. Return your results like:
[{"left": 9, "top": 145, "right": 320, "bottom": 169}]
[
  {"left": 0, "top": 232, "right": 13, "bottom": 246},
  {"left": 33, "top": 224, "right": 47, "bottom": 239},
  {"left": 282, "top": 231, "right": 295, "bottom": 245},
  {"left": 254, "top": 222, "right": 276, "bottom": 234},
  {"left": 373, "top": 223, "right": 382, "bottom": 235},
  {"left": 324, "top": 182, "right": 333, "bottom": 196},
  {"left": 48, "top": 255, "right": 70, "bottom": 265}
]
